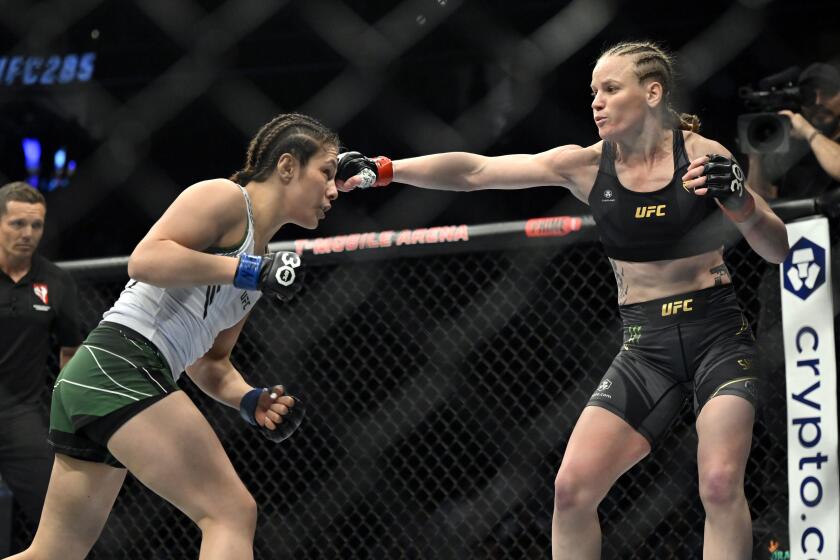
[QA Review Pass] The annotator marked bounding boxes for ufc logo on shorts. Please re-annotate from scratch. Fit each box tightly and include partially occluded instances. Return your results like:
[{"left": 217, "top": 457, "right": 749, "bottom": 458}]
[
  {"left": 661, "top": 298, "right": 693, "bottom": 316},
  {"left": 737, "top": 359, "right": 753, "bottom": 370},
  {"left": 634, "top": 204, "right": 666, "bottom": 218},
  {"left": 275, "top": 252, "right": 301, "bottom": 287}
]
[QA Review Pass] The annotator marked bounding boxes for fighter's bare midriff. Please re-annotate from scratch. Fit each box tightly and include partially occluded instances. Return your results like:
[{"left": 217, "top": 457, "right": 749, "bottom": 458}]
[{"left": 608, "top": 249, "right": 729, "bottom": 305}]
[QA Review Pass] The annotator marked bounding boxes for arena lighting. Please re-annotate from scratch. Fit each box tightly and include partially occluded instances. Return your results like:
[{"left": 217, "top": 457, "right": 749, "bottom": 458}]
[
  {"left": 53, "top": 148, "right": 66, "bottom": 170},
  {"left": 22, "top": 137, "right": 41, "bottom": 171},
  {"left": 21, "top": 138, "right": 76, "bottom": 191}
]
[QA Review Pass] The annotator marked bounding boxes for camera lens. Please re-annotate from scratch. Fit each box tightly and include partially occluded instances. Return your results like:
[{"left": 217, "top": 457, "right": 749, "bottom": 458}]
[{"left": 747, "top": 114, "right": 784, "bottom": 151}]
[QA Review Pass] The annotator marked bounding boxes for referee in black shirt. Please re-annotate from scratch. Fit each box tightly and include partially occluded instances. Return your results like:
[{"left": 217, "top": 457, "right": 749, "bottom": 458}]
[{"left": 0, "top": 182, "right": 81, "bottom": 529}]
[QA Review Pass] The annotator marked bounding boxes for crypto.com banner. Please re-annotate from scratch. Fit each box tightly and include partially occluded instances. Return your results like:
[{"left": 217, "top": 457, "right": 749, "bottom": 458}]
[{"left": 781, "top": 217, "right": 839, "bottom": 560}]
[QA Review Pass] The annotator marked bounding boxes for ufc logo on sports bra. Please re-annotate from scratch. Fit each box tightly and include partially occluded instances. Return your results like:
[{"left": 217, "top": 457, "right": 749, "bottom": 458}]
[
  {"left": 661, "top": 298, "right": 693, "bottom": 316},
  {"left": 634, "top": 204, "right": 666, "bottom": 219}
]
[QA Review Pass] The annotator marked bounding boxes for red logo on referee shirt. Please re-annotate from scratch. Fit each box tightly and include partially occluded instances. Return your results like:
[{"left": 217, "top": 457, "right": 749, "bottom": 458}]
[{"left": 33, "top": 283, "right": 49, "bottom": 304}]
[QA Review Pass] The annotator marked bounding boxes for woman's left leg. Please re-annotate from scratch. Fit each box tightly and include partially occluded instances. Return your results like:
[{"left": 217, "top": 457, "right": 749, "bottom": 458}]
[{"left": 695, "top": 395, "right": 755, "bottom": 560}]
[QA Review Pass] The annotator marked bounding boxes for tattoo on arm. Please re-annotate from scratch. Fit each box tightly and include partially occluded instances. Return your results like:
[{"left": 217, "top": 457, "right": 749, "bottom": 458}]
[
  {"left": 710, "top": 263, "right": 730, "bottom": 286},
  {"left": 610, "top": 259, "right": 629, "bottom": 304}
]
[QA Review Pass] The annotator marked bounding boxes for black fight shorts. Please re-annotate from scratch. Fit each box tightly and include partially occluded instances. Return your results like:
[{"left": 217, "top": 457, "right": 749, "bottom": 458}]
[{"left": 587, "top": 285, "right": 759, "bottom": 447}]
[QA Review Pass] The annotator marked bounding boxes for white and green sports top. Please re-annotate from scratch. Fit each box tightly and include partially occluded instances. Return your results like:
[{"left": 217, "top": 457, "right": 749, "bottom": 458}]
[{"left": 102, "top": 185, "right": 263, "bottom": 381}]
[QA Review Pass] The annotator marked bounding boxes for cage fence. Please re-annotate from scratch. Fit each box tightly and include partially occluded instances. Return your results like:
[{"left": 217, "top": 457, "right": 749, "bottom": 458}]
[{"left": 12, "top": 210, "right": 837, "bottom": 559}]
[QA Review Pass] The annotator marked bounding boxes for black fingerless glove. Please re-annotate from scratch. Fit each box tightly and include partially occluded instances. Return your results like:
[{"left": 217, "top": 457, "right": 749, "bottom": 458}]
[
  {"left": 336, "top": 151, "right": 393, "bottom": 188},
  {"left": 233, "top": 252, "right": 304, "bottom": 302},
  {"left": 239, "top": 387, "right": 306, "bottom": 443},
  {"left": 336, "top": 151, "right": 376, "bottom": 183},
  {"left": 701, "top": 154, "right": 748, "bottom": 211}
]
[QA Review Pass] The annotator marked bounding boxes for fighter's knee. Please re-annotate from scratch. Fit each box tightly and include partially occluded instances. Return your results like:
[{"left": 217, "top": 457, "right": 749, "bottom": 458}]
[
  {"left": 229, "top": 490, "right": 259, "bottom": 531},
  {"left": 699, "top": 463, "right": 743, "bottom": 509},
  {"left": 197, "top": 487, "right": 258, "bottom": 533},
  {"left": 553, "top": 469, "right": 597, "bottom": 512}
]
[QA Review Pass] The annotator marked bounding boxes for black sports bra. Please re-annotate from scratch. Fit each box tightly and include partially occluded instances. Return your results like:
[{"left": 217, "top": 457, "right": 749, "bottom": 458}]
[{"left": 587, "top": 130, "right": 724, "bottom": 262}]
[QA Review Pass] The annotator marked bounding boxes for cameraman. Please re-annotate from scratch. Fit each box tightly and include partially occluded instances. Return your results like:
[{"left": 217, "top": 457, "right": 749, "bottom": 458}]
[
  {"left": 748, "top": 62, "right": 840, "bottom": 199},
  {"left": 749, "top": 64, "right": 840, "bottom": 460}
]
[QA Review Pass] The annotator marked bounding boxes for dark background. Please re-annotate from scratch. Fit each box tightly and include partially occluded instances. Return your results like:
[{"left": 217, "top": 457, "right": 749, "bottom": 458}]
[
  {"left": 1, "top": 0, "right": 838, "bottom": 261},
  {"left": 3, "top": 3, "right": 838, "bottom": 557}
]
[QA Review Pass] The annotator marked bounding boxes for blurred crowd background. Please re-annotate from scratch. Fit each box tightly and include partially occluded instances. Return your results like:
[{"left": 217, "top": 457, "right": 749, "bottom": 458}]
[{"left": 0, "top": 0, "right": 837, "bottom": 261}]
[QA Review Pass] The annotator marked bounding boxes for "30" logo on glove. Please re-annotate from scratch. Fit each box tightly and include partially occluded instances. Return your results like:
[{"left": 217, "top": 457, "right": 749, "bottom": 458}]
[{"left": 274, "top": 252, "right": 301, "bottom": 287}]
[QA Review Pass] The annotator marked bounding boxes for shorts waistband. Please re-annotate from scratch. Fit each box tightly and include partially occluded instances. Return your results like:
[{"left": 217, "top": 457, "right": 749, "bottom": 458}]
[
  {"left": 94, "top": 321, "right": 173, "bottom": 376},
  {"left": 618, "top": 284, "right": 738, "bottom": 326},
  {"left": 98, "top": 321, "right": 157, "bottom": 347}
]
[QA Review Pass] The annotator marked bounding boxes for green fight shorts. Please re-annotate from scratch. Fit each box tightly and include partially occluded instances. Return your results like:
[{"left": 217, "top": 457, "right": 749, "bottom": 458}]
[{"left": 49, "top": 321, "right": 179, "bottom": 466}]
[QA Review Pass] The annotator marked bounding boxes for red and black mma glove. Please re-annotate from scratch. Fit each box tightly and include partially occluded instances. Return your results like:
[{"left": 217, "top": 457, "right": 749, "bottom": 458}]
[
  {"left": 701, "top": 154, "right": 756, "bottom": 222},
  {"left": 239, "top": 387, "right": 306, "bottom": 443},
  {"left": 335, "top": 151, "right": 393, "bottom": 191},
  {"left": 233, "top": 251, "right": 304, "bottom": 301}
]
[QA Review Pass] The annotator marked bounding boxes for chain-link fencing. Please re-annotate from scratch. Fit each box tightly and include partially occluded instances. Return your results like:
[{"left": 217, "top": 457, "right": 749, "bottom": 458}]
[{"left": 12, "top": 207, "right": 838, "bottom": 559}]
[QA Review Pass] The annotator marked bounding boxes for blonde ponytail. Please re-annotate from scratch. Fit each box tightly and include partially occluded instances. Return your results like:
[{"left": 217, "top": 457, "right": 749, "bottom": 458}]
[{"left": 668, "top": 107, "right": 701, "bottom": 132}]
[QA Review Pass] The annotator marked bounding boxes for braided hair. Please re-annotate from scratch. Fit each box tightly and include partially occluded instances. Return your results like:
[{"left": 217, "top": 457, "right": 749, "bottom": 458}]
[
  {"left": 600, "top": 41, "right": 701, "bottom": 132},
  {"left": 229, "top": 113, "right": 340, "bottom": 185}
]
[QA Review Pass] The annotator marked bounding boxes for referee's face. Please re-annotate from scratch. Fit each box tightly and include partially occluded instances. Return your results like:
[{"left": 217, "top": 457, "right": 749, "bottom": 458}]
[{"left": 0, "top": 201, "right": 46, "bottom": 262}]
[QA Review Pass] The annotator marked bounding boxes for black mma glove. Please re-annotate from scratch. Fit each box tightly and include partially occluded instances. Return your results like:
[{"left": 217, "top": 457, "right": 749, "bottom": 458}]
[
  {"left": 336, "top": 151, "right": 393, "bottom": 190},
  {"left": 233, "top": 251, "right": 304, "bottom": 301},
  {"left": 700, "top": 154, "right": 749, "bottom": 211},
  {"left": 239, "top": 387, "right": 306, "bottom": 443}
]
